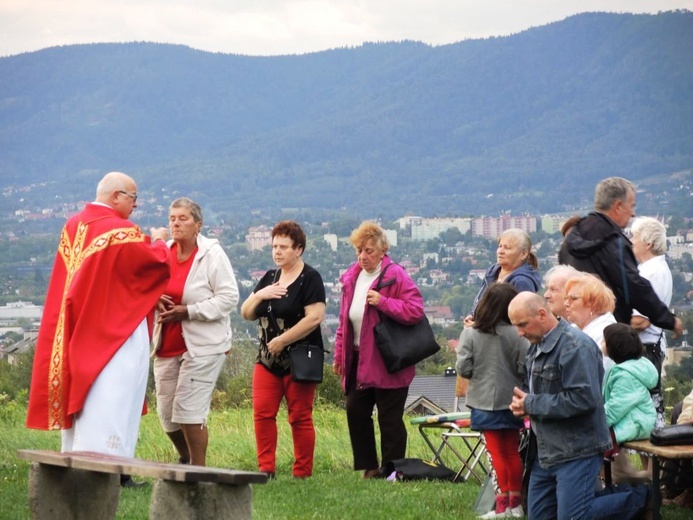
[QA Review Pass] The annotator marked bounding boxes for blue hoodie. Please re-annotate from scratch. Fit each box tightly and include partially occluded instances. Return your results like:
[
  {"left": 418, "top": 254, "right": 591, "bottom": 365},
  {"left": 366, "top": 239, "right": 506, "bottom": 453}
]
[
  {"left": 604, "top": 357, "right": 658, "bottom": 444},
  {"left": 472, "top": 262, "right": 541, "bottom": 314}
]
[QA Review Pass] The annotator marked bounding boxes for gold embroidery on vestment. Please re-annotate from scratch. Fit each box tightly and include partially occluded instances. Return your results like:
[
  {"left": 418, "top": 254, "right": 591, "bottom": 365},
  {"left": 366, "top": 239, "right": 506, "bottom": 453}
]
[{"left": 46, "top": 223, "right": 144, "bottom": 429}]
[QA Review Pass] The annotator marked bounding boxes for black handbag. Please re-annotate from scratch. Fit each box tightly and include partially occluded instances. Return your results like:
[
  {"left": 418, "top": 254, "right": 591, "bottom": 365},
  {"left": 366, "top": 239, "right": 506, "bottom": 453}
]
[
  {"left": 288, "top": 343, "right": 325, "bottom": 383},
  {"left": 651, "top": 423, "right": 693, "bottom": 446},
  {"left": 373, "top": 264, "right": 440, "bottom": 374}
]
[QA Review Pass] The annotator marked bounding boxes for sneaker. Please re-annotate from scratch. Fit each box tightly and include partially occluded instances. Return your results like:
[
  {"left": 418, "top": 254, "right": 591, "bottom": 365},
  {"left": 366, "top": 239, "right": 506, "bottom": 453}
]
[
  {"left": 478, "top": 510, "right": 507, "bottom": 519},
  {"left": 506, "top": 505, "right": 524, "bottom": 517}
]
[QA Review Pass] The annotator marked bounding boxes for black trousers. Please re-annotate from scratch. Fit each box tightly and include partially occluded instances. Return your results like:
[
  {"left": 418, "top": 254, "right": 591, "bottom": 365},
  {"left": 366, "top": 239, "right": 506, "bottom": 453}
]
[
  {"left": 345, "top": 353, "right": 409, "bottom": 471},
  {"left": 642, "top": 342, "right": 664, "bottom": 421},
  {"left": 661, "top": 402, "right": 693, "bottom": 494}
]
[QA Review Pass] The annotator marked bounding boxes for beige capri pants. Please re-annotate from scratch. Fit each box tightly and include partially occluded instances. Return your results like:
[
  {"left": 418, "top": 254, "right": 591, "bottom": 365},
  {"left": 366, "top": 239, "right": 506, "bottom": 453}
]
[{"left": 153, "top": 351, "right": 226, "bottom": 431}]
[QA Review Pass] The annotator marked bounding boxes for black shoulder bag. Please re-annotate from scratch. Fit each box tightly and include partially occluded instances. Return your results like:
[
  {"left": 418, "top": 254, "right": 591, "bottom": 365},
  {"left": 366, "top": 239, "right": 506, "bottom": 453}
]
[{"left": 373, "top": 264, "right": 440, "bottom": 373}]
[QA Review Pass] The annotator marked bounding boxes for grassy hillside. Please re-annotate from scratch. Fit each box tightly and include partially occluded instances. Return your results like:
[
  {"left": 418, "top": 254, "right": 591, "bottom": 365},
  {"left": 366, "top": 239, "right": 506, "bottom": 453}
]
[{"left": 2, "top": 402, "right": 692, "bottom": 519}]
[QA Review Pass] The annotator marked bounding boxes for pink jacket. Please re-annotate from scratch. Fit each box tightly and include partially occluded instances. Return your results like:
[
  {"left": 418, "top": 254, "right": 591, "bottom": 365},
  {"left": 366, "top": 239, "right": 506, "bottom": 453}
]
[{"left": 334, "top": 256, "right": 425, "bottom": 392}]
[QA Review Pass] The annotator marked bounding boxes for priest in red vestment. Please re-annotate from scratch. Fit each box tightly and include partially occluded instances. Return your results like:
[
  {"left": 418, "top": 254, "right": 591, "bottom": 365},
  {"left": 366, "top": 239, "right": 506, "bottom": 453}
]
[{"left": 27, "top": 172, "right": 171, "bottom": 457}]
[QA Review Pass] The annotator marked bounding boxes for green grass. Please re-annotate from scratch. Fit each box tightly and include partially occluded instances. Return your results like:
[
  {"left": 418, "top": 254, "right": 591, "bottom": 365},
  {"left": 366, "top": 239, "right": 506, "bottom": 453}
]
[{"left": 2, "top": 402, "right": 692, "bottom": 519}]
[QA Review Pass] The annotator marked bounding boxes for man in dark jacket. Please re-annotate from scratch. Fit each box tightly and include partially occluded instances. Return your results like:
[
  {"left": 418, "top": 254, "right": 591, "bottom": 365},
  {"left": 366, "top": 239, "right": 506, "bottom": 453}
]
[{"left": 559, "top": 177, "right": 682, "bottom": 336}]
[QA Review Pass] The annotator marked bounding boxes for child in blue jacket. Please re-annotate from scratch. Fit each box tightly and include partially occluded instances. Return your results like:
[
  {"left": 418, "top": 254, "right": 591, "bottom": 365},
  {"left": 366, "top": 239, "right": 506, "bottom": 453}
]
[
  {"left": 603, "top": 323, "right": 658, "bottom": 484},
  {"left": 603, "top": 323, "right": 658, "bottom": 444}
]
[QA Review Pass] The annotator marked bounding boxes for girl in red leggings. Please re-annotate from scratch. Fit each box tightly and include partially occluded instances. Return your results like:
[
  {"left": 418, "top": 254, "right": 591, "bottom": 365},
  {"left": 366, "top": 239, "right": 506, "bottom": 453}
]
[{"left": 456, "top": 283, "right": 530, "bottom": 518}]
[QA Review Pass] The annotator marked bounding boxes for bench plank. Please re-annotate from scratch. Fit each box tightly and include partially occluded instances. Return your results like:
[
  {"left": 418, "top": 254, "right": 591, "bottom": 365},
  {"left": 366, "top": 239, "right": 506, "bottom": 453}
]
[
  {"left": 620, "top": 439, "right": 693, "bottom": 520},
  {"left": 17, "top": 449, "right": 268, "bottom": 485},
  {"left": 623, "top": 439, "right": 693, "bottom": 459}
]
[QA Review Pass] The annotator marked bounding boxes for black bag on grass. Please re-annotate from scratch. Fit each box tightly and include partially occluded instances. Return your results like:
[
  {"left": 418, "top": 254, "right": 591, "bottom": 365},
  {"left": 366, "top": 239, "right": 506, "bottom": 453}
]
[{"left": 380, "top": 458, "right": 457, "bottom": 482}]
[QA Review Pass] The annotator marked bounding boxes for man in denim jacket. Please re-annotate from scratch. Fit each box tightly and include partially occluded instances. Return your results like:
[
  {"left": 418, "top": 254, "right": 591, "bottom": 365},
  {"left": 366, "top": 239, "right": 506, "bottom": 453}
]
[{"left": 509, "top": 292, "right": 650, "bottom": 520}]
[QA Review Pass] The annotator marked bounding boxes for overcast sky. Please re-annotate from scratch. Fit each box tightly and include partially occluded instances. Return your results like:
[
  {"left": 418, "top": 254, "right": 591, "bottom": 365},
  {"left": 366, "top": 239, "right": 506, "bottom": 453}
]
[{"left": 1, "top": 0, "right": 691, "bottom": 58}]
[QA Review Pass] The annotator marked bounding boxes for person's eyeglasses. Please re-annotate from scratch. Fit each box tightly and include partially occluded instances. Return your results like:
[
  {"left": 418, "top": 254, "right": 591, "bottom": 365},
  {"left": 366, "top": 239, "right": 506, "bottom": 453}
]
[{"left": 118, "top": 190, "right": 138, "bottom": 202}]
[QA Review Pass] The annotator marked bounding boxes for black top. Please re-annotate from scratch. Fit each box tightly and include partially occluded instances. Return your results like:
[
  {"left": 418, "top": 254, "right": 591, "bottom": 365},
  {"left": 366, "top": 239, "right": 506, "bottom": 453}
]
[{"left": 253, "top": 264, "right": 326, "bottom": 375}]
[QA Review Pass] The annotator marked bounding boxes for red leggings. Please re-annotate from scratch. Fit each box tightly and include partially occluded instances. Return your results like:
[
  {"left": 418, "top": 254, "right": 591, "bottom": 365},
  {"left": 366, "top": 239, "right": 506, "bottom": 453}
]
[
  {"left": 252, "top": 364, "right": 317, "bottom": 477},
  {"left": 483, "top": 429, "right": 523, "bottom": 494}
]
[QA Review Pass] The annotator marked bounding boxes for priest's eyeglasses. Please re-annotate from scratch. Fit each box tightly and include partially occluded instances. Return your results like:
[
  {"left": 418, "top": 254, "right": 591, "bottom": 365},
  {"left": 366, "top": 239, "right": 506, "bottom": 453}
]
[{"left": 118, "top": 190, "right": 138, "bottom": 202}]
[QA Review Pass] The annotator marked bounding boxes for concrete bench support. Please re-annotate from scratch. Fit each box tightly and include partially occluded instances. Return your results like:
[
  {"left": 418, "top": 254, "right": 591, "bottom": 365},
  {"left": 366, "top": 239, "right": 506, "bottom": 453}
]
[
  {"left": 17, "top": 449, "right": 267, "bottom": 520},
  {"left": 28, "top": 462, "right": 120, "bottom": 519},
  {"left": 150, "top": 480, "right": 253, "bottom": 520}
]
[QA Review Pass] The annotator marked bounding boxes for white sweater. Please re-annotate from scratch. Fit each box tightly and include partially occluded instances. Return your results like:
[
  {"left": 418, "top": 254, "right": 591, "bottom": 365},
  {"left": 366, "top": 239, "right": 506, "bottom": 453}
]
[{"left": 153, "top": 234, "right": 239, "bottom": 357}]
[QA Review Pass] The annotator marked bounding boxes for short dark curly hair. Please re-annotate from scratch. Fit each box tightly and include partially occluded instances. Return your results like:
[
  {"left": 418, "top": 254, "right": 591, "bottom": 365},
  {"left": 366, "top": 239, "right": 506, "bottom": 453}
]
[
  {"left": 272, "top": 220, "right": 306, "bottom": 252},
  {"left": 603, "top": 323, "right": 644, "bottom": 364}
]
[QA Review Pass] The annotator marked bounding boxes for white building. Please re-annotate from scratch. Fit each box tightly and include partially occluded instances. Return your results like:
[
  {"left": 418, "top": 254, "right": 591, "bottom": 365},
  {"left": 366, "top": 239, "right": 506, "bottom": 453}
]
[
  {"left": 245, "top": 225, "right": 272, "bottom": 251},
  {"left": 0, "top": 301, "right": 43, "bottom": 320},
  {"left": 411, "top": 217, "right": 471, "bottom": 241},
  {"left": 323, "top": 233, "right": 338, "bottom": 251},
  {"left": 384, "top": 229, "right": 398, "bottom": 247}
]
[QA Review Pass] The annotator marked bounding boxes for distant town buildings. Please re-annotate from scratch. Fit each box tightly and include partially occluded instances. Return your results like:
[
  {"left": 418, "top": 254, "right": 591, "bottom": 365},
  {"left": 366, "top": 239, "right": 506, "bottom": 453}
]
[
  {"left": 668, "top": 242, "right": 693, "bottom": 260},
  {"left": 409, "top": 215, "right": 537, "bottom": 241},
  {"left": 245, "top": 225, "right": 272, "bottom": 251},
  {"left": 540, "top": 215, "right": 570, "bottom": 235},
  {"left": 411, "top": 217, "right": 471, "bottom": 241}
]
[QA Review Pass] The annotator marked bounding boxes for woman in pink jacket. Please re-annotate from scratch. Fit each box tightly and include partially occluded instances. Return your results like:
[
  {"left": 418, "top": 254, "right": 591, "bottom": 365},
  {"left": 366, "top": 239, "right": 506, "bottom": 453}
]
[{"left": 333, "top": 221, "right": 425, "bottom": 479}]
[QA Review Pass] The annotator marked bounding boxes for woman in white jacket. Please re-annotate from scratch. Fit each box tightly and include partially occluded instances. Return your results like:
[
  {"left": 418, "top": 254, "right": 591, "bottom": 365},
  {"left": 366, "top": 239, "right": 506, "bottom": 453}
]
[{"left": 153, "top": 197, "right": 239, "bottom": 466}]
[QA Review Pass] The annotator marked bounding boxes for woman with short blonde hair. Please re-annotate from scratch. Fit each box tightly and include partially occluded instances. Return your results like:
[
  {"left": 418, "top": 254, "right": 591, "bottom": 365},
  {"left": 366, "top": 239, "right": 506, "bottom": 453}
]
[
  {"left": 564, "top": 275, "right": 616, "bottom": 318},
  {"left": 350, "top": 221, "right": 390, "bottom": 252},
  {"left": 564, "top": 274, "right": 617, "bottom": 371},
  {"left": 334, "top": 220, "right": 425, "bottom": 479}
]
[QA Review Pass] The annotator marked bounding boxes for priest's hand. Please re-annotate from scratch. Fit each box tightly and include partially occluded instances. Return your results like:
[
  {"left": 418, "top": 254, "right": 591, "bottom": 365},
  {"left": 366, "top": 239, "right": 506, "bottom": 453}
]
[{"left": 151, "top": 227, "right": 169, "bottom": 242}]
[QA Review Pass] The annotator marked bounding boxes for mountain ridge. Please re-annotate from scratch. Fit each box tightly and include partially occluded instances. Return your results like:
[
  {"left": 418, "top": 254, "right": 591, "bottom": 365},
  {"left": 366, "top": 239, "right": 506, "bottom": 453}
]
[{"left": 1, "top": 10, "right": 692, "bottom": 218}]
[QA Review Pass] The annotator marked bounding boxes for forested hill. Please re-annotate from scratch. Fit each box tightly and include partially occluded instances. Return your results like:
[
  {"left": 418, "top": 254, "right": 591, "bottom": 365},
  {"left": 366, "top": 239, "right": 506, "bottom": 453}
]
[{"left": 1, "top": 10, "right": 692, "bottom": 218}]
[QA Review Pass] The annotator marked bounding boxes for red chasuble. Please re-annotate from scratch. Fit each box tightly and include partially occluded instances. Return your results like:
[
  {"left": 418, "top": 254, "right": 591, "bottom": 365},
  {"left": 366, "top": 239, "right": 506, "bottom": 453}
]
[{"left": 26, "top": 203, "right": 171, "bottom": 430}]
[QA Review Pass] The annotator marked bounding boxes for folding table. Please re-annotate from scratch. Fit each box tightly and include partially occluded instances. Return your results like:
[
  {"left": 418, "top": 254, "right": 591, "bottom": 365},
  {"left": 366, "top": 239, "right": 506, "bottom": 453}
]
[{"left": 411, "top": 412, "right": 489, "bottom": 484}]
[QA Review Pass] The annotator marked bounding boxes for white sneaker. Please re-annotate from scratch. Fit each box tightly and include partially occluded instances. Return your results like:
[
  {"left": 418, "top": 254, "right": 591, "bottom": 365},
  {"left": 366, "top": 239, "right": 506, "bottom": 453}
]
[
  {"left": 478, "top": 510, "right": 507, "bottom": 519},
  {"left": 506, "top": 505, "right": 524, "bottom": 518}
]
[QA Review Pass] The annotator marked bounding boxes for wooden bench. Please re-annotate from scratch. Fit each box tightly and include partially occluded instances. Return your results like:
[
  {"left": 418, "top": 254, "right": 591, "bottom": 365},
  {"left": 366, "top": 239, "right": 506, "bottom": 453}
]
[
  {"left": 620, "top": 440, "right": 693, "bottom": 520},
  {"left": 17, "top": 449, "right": 268, "bottom": 520}
]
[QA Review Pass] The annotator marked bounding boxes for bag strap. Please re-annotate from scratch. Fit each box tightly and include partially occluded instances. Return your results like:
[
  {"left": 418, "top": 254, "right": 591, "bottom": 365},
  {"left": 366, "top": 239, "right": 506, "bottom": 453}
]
[
  {"left": 375, "top": 262, "right": 394, "bottom": 290},
  {"left": 617, "top": 235, "right": 630, "bottom": 307},
  {"left": 374, "top": 262, "right": 398, "bottom": 321},
  {"left": 266, "top": 269, "right": 281, "bottom": 330}
]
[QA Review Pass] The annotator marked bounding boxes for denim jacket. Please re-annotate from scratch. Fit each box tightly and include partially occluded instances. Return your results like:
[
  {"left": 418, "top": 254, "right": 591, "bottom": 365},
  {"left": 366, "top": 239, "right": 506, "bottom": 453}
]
[{"left": 524, "top": 319, "right": 612, "bottom": 468}]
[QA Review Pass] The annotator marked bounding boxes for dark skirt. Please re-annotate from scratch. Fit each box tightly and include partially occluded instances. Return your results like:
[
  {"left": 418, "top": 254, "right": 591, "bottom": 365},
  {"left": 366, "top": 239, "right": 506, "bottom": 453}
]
[{"left": 470, "top": 408, "right": 523, "bottom": 431}]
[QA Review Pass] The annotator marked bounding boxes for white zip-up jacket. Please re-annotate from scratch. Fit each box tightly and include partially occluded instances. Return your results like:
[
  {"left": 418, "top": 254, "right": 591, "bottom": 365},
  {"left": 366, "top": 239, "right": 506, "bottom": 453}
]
[{"left": 153, "top": 234, "right": 239, "bottom": 357}]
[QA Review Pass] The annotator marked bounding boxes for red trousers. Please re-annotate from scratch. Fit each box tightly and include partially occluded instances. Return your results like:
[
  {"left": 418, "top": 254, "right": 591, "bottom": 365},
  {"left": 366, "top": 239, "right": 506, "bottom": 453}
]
[
  {"left": 483, "top": 429, "right": 523, "bottom": 494},
  {"left": 252, "top": 364, "right": 317, "bottom": 477}
]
